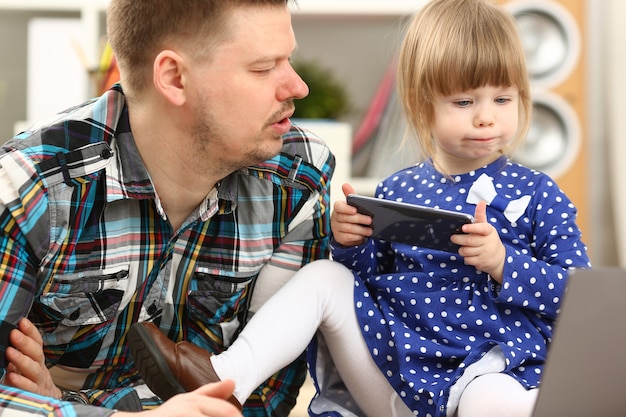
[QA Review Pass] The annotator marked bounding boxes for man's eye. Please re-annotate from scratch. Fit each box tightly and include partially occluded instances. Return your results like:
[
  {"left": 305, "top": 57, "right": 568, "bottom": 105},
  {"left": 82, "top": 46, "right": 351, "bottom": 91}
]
[{"left": 253, "top": 67, "right": 274, "bottom": 74}]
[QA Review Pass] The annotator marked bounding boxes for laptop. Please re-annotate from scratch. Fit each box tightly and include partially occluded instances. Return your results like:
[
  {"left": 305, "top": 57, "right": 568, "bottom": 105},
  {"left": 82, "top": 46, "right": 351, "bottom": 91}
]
[{"left": 532, "top": 267, "right": 626, "bottom": 416}]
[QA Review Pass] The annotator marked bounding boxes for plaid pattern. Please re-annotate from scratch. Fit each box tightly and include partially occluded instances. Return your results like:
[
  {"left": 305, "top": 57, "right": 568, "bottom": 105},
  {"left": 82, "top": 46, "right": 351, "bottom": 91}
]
[{"left": 0, "top": 85, "right": 334, "bottom": 416}]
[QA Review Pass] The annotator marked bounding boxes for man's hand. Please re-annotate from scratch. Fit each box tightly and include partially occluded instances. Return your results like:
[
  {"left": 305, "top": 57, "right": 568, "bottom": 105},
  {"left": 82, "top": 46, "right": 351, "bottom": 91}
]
[
  {"left": 330, "top": 183, "right": 373, "bottom": 247},
  {"left": 5, "top": 317, "right": 62, "bottom": 398},
  {"left": 450, "top": 201, "right": 506, "bottom": 282},
  {"left": 114, "top": 381, "right": 243, "bottom": 417}
]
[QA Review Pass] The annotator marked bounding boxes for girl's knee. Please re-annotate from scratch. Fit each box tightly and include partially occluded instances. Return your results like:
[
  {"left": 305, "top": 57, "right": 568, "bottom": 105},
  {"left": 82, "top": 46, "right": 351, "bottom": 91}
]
[
  {"left": 294, "top": 260, "right": 355, "bottom": 316},
  {"left": 297, "top": 259, "right": 354, "bottom": 287},
  {"left": 457, "top": 373, "right": 538, "bottom": 417}
]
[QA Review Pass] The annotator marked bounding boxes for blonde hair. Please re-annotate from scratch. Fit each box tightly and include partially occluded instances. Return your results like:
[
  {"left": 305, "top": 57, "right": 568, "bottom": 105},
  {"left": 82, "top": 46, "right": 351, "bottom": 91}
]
[{"left": 397, "top": 0, "right": 532, "bottom": 167}]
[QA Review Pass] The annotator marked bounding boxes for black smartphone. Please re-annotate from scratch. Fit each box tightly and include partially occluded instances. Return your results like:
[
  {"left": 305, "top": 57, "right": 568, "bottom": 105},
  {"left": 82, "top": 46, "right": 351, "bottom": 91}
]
[{"left": 347, "top": 194, "right": 474, "bottom": 252}]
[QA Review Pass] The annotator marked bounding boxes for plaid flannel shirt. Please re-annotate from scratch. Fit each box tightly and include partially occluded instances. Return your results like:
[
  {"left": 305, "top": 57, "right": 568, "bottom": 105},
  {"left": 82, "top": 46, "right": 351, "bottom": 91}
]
[{"left": 0, "top": 84, "right": 334, "bottom": 417}]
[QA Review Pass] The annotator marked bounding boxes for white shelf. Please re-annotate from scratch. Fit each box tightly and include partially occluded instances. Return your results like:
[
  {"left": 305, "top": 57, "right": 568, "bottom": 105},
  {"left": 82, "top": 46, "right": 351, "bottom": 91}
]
[
  {"left": 0, "top": 0, "right": 109, "bottom": 11},
  {"left": 0, "top": 1, "right": 107, "bottom": 86}
]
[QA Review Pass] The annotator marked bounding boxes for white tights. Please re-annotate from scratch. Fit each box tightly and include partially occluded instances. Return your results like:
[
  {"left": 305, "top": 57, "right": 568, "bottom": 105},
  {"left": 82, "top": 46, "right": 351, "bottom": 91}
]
[
  {"left": 210, "top": 259, "right": 537, "bottom": 417},
  {"left": 455, "top": 373, "right": 539, "bottom": 417},
  {"left": 211, "top": 259, "right": 409, "bottom": 416}
]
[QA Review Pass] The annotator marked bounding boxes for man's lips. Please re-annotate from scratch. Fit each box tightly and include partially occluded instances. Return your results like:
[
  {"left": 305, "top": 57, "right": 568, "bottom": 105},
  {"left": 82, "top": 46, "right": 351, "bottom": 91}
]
[
  {"left": 270, "top": 111, "right": 295, "bottom": 135},
  {"left": 278, "top": 109, "right": 295, "bottom": 123}
]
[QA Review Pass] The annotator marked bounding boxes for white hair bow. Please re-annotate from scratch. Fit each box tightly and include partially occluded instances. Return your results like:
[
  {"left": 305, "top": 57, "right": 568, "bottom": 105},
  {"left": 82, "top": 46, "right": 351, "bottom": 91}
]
[{"left": 466, "top": 173, "right": 530, "bottom": 224}]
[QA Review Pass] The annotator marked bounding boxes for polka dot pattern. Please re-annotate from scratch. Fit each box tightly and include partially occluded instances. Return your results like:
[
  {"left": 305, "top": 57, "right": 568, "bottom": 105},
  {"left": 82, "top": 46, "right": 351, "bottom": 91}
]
[{"left": 331, "top": 157, "right": 591, "bottom": 416}]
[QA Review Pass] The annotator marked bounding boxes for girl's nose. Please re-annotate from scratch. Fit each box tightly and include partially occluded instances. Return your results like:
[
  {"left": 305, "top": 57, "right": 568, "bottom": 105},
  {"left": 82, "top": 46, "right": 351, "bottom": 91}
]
[{"left": 474, "top": 105, "right": 495, "bottom": 127}]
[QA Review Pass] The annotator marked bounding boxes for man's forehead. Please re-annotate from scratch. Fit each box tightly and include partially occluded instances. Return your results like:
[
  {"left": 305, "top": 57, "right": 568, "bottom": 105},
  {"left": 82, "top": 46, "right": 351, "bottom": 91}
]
[{"left": 213, "top": 6, "right": 295, "bottom": 55}]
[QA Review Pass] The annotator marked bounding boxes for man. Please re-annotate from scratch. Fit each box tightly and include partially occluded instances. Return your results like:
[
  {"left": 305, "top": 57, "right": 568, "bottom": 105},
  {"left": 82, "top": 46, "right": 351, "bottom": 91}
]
[{"left": 0, "top": 1, "right": 334, "bottom": 416}]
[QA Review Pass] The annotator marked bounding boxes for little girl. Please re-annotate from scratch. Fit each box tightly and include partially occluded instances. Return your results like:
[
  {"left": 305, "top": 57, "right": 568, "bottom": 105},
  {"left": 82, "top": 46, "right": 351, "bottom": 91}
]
[{"left": 131, "top": 0, "right": 591, "bottom": 415}]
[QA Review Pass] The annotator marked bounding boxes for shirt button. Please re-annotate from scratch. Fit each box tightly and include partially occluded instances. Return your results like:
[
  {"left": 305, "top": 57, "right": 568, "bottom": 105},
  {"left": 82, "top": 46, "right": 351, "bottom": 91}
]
[
  {"left": 101, "top": 148, "right": 112, "bottom": 159},
  {"left": 69, "top": 309, "right": 80, "bottom": 321},
  {"left": 147, "top": 303, "right": 158, "bottom": 315}
]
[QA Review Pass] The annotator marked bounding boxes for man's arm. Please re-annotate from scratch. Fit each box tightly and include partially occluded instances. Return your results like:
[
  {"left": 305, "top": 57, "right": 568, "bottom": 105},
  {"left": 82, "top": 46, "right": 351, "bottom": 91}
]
[
  {"left": 4, "top": 318, "right": 242, "bottom": 417},
  {"left": 0, "top": 381, "right": 242, "bottom": 417}
]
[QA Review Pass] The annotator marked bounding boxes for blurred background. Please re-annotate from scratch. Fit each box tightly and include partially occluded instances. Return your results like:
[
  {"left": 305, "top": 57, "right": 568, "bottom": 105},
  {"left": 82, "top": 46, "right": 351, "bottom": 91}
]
[{"left": 0, "top": 0, "right": 622, "bottom": 270}]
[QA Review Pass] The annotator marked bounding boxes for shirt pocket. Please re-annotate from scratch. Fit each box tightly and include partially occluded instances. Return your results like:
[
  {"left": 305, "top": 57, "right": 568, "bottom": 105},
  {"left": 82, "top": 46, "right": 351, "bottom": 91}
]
[
  {"left": 187, "top": 267, "right": 255, "bottom": 326},
  {"left": 39, "top": 264, "right": 130, "bottom": 328}
]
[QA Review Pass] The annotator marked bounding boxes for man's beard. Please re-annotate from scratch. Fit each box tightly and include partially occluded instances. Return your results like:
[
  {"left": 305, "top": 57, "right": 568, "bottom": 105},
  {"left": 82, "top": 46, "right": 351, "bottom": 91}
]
[{"left": 188, "top": 105, "right": 288, "bottom": 177}]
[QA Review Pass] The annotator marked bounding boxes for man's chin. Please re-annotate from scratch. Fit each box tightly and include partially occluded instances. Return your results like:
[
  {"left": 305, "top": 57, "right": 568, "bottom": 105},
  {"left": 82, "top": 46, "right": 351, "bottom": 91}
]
[
  {"left": 245, "top": 141, "right": 283, "bottom": 166},
  {"left": 263, "top": 141, "right": 284, "bottom": 161}
]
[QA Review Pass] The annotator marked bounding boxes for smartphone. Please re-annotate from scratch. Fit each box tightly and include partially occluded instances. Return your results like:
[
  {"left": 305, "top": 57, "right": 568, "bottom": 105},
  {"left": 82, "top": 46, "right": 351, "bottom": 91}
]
[{"left": 346, "top": 194, "right": 474, "bottom": 252}]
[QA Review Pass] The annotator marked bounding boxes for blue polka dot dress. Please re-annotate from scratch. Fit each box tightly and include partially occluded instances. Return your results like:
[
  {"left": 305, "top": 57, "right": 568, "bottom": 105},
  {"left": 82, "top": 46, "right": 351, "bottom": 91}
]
[{"left": 321, "top": 157, "right": 591, "bottom": 417}]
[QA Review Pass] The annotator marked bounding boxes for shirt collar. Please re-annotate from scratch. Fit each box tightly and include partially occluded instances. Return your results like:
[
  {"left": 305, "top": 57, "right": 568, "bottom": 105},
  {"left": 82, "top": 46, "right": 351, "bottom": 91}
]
[{"left": 103, "top": 85, "right": 239, "bottom": 219}]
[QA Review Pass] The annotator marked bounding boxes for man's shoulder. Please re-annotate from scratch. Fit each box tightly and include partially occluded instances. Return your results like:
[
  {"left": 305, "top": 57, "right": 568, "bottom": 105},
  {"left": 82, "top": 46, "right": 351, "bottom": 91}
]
[
  {"left": 1, "top": 88, "right": 126, "bottom": 185},
  {"left": 4, "top": 88, "right": 125, "bottom": 155}
]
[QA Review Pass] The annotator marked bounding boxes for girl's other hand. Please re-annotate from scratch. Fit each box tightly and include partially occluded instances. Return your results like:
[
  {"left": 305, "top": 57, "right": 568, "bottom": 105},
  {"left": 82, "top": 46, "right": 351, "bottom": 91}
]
[
  {"left": 451, "top": 201, "right": 506, "bottom": 282},
  {"left": 331, "top": 183, "right": 373, "bottom": 247}
]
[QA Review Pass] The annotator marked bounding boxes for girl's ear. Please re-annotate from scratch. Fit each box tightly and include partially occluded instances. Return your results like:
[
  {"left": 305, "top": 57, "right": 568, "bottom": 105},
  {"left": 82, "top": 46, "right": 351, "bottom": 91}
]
[{"left": 153, "top": 50, "right": 186, "bottom": 106}]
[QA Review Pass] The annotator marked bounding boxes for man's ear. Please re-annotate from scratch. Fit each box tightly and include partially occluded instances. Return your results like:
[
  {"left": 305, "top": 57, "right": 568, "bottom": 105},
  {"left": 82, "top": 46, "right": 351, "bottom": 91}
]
[{"left": 153, "top": 50, "right": 186, "bottom": 106}]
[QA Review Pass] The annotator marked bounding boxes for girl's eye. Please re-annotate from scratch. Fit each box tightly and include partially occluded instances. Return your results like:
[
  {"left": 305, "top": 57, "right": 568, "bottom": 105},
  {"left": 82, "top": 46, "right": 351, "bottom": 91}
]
[
  {"left": 455, "top": 100, "right": 472, "bottom": 107},
  {"left": 495, "top": 97, "right": 511, "bottom": 104}
]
